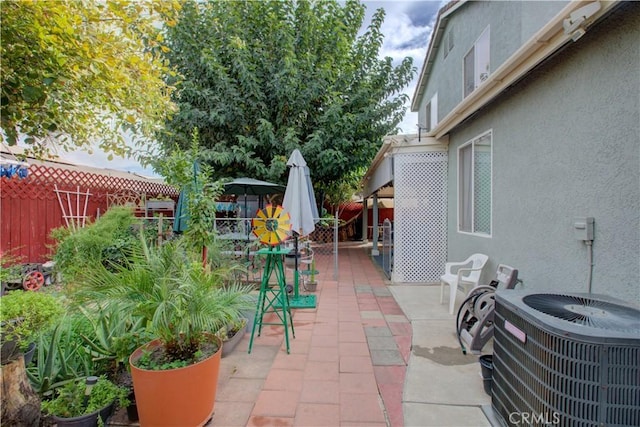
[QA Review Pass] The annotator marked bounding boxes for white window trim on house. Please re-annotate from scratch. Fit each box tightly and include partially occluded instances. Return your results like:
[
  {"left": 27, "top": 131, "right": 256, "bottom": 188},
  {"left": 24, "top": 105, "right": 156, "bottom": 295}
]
[
  {"left": 443, "top": 28, "right": 454, "bottom": 59},
  {"left": 425, "top": 93, "right": 438, "bottom": 132},
  {"left": 463, "top": 26, "right": 491, "bottom": 98},
  {"left": 457, "top": 130, "right": 492, "bottom": 237}
]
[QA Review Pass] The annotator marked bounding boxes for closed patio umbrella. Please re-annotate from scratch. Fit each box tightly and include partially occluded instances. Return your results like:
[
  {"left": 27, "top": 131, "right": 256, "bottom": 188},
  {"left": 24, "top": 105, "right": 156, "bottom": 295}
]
[
  {"left": 282, "top": 149, "right": 319, "bottom": 308},
  {"left": 173, "top": 161, "right": 200, "bottom": 234}
]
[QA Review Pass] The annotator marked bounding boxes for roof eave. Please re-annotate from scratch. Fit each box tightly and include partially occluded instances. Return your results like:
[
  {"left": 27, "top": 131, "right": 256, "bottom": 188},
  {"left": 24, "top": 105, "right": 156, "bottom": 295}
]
[
  {"left": 411, "top": 0, "right": 468, "bottom": 112},
  {"left": 428, "top": 0, "right": 621, "bottom": 139}
]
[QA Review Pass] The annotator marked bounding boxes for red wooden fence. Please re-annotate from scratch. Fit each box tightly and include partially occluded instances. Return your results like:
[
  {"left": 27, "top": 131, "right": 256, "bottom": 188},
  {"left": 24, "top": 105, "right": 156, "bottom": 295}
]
[{"left": 0, "top": 164, "right": 178, "bottom": 264}]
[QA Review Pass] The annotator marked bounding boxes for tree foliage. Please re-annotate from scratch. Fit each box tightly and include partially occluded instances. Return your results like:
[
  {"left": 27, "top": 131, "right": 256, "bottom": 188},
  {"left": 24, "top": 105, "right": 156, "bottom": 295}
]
[
  {"left": 0, "top": 0, "right": 180, "bottom": 158},
  {"left": 159, "top": 0, "right": 415, "bottom": 191}
]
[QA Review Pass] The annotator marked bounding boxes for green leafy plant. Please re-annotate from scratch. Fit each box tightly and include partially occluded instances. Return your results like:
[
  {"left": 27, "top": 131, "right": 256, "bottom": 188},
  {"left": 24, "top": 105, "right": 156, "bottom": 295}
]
[
  {"left": 0, "top": 291, "right": 65, "bottom": 357},
  {"left": 73, "top": 233, "right": 253, "bottom": 370},
  {"left": 41, "top": 376, "right": 128, "bottom": 419},
  {"left": 154, "top": 128, "right": 222, "bottom": 262},
  {"left": 0, "top": 251, "right": 23, "bottom": 284},
  {"left": 27, "top": 314, "right": 98, "bottom": 395},
  {"left": 158, "top": 0, "right": 415, "bottom": 189},
  {"left": 50, "top": 206, "right": 141, "bottom": 282},
  {"left": 78, "top": 305, "right": 152, "bottom": 379},
  {"left": 218, "top": 318, "right": 247, "bottom": 342}
]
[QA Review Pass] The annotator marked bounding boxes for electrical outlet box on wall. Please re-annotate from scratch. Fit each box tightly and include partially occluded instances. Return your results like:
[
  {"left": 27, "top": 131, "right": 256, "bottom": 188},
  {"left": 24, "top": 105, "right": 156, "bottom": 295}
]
[{"left": 574, "top": 217, "right": 594, "bottom": 241}]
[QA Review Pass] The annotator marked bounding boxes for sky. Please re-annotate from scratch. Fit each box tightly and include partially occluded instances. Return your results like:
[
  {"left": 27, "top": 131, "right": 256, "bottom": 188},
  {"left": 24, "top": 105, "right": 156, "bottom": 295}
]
[{"left": 61, "top": 1, "right": 442, "bottom": 178}]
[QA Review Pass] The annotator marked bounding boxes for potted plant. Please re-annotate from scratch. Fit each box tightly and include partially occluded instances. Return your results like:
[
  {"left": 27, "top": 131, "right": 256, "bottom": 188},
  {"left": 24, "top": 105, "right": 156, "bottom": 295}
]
[
  {"left": 219, "top": 317, "right": 248, "bottom": 358},
  {"left": 0, "top": 290, "right": 64, "bottom": 426},
  {"left": 76, "top": 234, "right": 252, "bottom": 426},
  {"left": 0, "top": 252, "right": 24, "bottom": 294},
  {"left": 1, "top": 290, "right": 64, "bottom": 365},
  {"left": 78, "top": 305, "right": 151, "bottom": 422},
  {"left": 303, "top": 258, "right": 319, "bottom": 292},
  {"left": 41, "top": 375, "right": 129, "bottom": 427}
]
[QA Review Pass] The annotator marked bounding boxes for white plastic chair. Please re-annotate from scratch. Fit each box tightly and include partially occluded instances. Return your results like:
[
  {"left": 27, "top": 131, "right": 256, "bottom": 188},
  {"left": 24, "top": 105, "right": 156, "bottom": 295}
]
[{"left": 440, "top": 253, "right": 489, "bottom": 314}]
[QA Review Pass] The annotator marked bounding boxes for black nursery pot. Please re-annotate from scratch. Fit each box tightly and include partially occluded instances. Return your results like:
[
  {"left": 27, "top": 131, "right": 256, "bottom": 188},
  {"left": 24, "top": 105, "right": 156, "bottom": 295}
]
[
  {"left": 52, "top": 402, "right": 114, "bottom": 427},
  {"left": 479, "top": 355, "right": 493, "bottom": 396},
  {"left": 126, "top": 391, "right": 138, "bottom": 422}
]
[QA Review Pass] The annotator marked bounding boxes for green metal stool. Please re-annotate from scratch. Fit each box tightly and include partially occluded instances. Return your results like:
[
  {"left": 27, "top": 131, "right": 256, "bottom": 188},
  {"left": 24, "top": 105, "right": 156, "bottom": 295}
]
[{"left": 248, "top": 246, "right": 295, "bottom": 354}]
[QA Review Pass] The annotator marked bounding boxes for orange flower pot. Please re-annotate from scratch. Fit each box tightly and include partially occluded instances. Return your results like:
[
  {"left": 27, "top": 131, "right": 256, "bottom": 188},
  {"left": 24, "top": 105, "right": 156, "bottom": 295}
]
[{"left": 129, "top": 337, "right": 222, "bottom": 427}]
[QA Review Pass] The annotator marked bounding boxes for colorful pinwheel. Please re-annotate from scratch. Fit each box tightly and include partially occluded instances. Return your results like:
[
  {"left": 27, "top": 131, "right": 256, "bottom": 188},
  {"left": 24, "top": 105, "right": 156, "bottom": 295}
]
[{"left": 252, "top": 205, "right": 291, "bottom": 246}]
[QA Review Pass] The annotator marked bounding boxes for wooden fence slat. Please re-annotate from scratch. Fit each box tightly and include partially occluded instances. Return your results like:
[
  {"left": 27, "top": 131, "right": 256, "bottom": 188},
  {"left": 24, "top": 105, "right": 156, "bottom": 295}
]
[{"left": 1, "top": 164, "right": 178, "bottom": 263}]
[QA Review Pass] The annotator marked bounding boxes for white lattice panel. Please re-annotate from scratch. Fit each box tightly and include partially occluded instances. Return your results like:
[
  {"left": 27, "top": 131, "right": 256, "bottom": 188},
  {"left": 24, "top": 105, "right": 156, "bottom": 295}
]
[{"left": 393, "top": 151, "right": 448, "bottom": 283}]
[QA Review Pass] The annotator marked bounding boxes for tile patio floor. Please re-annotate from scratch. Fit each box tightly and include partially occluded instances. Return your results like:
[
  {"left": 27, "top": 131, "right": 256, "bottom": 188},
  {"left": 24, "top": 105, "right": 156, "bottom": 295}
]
[{"left": 211, "top": 241, "right": 410, "bottom": 427}]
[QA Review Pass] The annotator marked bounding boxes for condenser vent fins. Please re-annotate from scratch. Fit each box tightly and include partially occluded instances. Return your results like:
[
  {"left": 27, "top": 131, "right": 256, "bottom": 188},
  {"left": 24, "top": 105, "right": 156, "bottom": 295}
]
[{"left": 523, "top": 293, "right": 640, "bottom": 332}]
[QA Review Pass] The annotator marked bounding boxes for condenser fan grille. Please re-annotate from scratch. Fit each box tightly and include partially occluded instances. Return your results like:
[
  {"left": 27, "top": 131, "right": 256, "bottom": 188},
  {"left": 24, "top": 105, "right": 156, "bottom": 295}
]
[{"left": 523, "top": 293, "right": 640, "bottom": 332}]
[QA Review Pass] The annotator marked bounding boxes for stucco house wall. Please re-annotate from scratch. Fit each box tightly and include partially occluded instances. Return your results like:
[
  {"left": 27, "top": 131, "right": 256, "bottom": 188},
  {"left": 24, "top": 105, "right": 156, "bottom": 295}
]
[
  {"left": 446, "top": 3, "right": 639, "bottom": 301},
  {"left": 416, "top": 1, "right": 569, "bottom": 127}
]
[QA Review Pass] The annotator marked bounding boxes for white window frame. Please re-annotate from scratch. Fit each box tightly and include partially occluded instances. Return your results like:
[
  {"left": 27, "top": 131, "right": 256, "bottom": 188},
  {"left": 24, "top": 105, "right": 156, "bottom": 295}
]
[
  {"left": 457, "top": 130, "right": 492, "bottom": 237},
  {"left": 430, "top": 93, "right": 438, "bottom": 131},
  {"left": 425, "top": 102, "right": 431, "bottom": 132},
  {"left": 443, "top": 29, "right": 454, "bottom": 59},
  {"left": 463, "top": 26, "right": 490, "bottom": 98},
  {"left": 425, "top": 93, "right": 438, "bottom": 132}
]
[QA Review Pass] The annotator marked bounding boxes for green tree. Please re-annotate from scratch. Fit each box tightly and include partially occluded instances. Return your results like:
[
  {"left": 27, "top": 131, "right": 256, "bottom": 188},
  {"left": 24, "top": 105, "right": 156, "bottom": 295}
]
[
  {"left": 0, "top": 0, "right": 180, "bottom": 158},
  {"left": 159, "top": 0, "right": 414, "bottom": 189}
]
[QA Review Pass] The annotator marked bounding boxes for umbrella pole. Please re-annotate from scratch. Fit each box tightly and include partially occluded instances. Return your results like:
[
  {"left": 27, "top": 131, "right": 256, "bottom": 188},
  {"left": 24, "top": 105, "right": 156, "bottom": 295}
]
[{"left": 294, "top": 232, "right": 300, "bottom": 298}]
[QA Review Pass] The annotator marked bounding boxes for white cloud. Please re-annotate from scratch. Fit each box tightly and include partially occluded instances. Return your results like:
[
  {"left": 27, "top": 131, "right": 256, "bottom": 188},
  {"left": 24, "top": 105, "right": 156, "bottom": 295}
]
[
  {"left": 362, "top": 1, "right": 440, "bottom": 133},
  {"left": 61, "top": 148, "right": 159, "bottom": 178}
]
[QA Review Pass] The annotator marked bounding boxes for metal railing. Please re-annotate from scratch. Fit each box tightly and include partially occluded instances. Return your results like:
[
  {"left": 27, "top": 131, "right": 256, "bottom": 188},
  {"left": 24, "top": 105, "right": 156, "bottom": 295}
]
[{"left": 213, "top": 217, "right": 339, "bottom": 281}]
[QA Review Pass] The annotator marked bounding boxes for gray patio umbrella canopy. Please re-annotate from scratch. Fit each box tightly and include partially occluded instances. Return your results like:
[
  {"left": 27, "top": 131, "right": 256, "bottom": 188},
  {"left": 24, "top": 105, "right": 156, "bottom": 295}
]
[
  {"left": 282, "top": 149, "right": 319, "bottom": 308},
  {"left": 282, "top": 150, "right": 319, "bottom": 237}
]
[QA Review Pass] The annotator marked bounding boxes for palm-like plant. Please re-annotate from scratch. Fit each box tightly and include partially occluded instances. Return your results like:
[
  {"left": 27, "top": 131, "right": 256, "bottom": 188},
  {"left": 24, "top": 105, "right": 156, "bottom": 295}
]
[{"left": 74, "top": 234, "right": 252, "bottom": 366}]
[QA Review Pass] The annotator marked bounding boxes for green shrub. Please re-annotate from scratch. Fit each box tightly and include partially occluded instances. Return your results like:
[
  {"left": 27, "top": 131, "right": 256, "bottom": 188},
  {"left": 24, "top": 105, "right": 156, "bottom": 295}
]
[
  {"left": 0, "top": 291, "right": 65, "bottom": 353},
  {"left": 41, "top": 376, "right": 128, "bottom": 418},
  {"left": 50, "top": 206, "right": 141, "bottom": 282},
  {"left": 0, "top": 251, "right": 23, "bottom": 284}
]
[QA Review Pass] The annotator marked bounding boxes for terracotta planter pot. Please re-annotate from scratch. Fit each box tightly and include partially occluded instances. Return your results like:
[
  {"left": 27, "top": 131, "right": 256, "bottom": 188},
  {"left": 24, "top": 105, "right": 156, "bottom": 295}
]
[{"left": 130, "top": 337, "right": 222, "bottom": 426}]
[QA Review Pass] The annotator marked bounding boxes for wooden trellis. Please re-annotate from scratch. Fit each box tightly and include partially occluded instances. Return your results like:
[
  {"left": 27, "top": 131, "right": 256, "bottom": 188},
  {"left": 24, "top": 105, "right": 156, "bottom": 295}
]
[{"left": 54, "top": 185, "right": 91, "bottom": 231}]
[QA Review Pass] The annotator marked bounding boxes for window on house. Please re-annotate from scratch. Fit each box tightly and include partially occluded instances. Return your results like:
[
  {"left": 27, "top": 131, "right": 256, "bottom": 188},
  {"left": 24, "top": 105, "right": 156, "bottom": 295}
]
[
  {"left": 424, "top": 93, "right": 438, "bottom": 132},
  {"left": 430, "top": 93, "right": 438, "bottom": 131},
  {"left": 425, "top": 103, "right": 431, "bottom": 131},
  {"left": 443, "top": 29, "right": 454, "bottom": 59},
  {"left": 463, "top": 26, "right": 490, "bottom": 98},
  {"left": 458, "top": 131, "right": 492, "bottom": 235}
]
